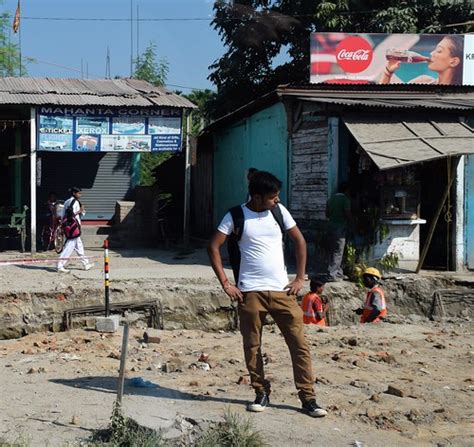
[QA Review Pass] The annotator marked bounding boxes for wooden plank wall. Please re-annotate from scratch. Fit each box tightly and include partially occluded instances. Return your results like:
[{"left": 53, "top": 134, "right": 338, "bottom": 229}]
[{"left": 290, "top": 116, "right": 329, "bottom": 234}]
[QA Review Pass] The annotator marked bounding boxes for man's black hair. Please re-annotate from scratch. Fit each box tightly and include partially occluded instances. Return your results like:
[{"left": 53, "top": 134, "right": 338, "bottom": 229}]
[
  {"left": 248, "top": 171, "right": 282, "bottom": 197},
  {"left": 310, "top": 279, "right": 325, "bottom": 291},
  {"left": 70, "top": 187, "right": 82, "bottom": 194}
]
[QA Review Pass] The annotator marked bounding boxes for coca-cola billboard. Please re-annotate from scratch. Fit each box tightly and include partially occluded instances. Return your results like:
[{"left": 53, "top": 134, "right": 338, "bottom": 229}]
[{"left": 310, "top": 33, "right": 474, "bottom": 86}]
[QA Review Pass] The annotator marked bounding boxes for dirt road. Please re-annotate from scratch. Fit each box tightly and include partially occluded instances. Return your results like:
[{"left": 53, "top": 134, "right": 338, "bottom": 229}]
[{"left": 1, "top": 321, "right": 473, "bottom": 446}]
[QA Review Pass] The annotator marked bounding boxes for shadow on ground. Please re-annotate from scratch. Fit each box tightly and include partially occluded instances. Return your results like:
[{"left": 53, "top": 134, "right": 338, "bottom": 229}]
[{"left": 50, "top": 376, "right": 302, "bottom": 413}]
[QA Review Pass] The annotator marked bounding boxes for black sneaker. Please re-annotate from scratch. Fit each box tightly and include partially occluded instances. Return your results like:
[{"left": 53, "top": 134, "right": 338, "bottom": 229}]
[
  {"left": 302, "top": 399, "right": 328, "bottom": 417},
  {"left": 247, "top": 393, "right": 270, "bottom": 412}
]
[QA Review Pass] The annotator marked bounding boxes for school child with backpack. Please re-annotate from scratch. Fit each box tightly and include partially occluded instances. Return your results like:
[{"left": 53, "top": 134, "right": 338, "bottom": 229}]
[
  {"left": 57, "top": 187, "right": 93, "bottom": 273},
  {"left": 301, "top": 280, "right": 328, "bottom": 326}
]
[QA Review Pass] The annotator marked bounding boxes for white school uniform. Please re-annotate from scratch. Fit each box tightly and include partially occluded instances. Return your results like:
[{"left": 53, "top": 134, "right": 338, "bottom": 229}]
[{"left": 57, "top": 196, "right": 90, "bottom": 269}]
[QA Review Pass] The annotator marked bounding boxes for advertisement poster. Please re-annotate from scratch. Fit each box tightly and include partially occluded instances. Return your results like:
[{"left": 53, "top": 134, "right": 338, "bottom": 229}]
[
  {"left": 310, "top": 33, "right": 473, "bottom": 86},
  {"left": 38, "top": 115, "right": 73, "bottom": 151},
  {"left": 37, "top": 107, "right": 182, "bottom": 152},
  {"left": 112, "top": 117, "right": 146, "bottom": 135}
]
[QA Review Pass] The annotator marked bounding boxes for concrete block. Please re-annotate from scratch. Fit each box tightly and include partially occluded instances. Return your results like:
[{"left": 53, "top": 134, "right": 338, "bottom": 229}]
[
  {"left": 143, "top": 328, "right": 161, "bottom": 344},
  {"left": 95, "top": 315, "right": 120, "bottom": 333}
]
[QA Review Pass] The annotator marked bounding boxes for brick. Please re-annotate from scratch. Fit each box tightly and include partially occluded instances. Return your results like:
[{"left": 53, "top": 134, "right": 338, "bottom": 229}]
[
  {"left": 385, "top": 385, "right": 406, "bottom": 398},
  {"left": 143, "top": 329, "right": 162, "bottom": 344}
]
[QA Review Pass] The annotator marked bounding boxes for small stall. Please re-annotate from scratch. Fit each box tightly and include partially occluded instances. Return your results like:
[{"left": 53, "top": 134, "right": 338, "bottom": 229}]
[{"left": 371, "top": 167, "right": 426, "bottom": 266}]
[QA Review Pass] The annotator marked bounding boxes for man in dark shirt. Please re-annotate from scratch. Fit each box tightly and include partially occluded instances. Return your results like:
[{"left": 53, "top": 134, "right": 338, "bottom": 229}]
[{"left": 325, "top": 182, "right": 351, "bottom": 281}]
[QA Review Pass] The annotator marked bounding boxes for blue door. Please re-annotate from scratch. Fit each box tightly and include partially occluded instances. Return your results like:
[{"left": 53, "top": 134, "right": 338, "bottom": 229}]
[{"left": 465, "top": 155, "right": 474, "bottom": 269}]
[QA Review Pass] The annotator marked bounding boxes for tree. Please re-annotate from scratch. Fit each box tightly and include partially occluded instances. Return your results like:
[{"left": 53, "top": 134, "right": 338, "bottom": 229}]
[
  {"left": 183, "top": 89, "right": 216, "bottom": 136},
  {"left": 133, "top": 42, "right": 172, "bottom": 186},
  {"left": 209, "top": 0, "right": 473, "bottom": 118},
  {"left": 134, "top": 42, "right": 169, "bottom": 86},
  {"left": 0, "top": 3, "right": 29, "bottom": 76}
]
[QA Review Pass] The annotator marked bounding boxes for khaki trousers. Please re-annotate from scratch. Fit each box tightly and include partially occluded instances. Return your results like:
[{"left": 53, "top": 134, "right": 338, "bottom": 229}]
[{"left": 238, "top": 291, "right": 316, "bottom": 403}]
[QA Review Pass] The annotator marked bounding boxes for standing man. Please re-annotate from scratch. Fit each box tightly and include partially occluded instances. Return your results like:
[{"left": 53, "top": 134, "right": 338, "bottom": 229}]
[
  {"left": 208, "top": 171, "right": 327, "bottom": 418},
  {"left": 57, "top": 187, "right": 93, "bottom": 273},
  {"left": 325, "top": 182, "right": 351, "bottom": 281}
]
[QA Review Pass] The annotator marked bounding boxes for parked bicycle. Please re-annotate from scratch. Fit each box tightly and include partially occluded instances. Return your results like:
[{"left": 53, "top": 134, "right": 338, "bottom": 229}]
[{"left": 40, "top": 200, "right": 65, "bottom": 253}]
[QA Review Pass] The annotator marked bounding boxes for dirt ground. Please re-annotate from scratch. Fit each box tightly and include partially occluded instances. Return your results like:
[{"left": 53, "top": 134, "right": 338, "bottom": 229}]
[
  {"left": 1, "top": 320, "right": 473, "bottom": 446},
  {"left": 1, "top": 248, "right": 474, "bottom": 445}
]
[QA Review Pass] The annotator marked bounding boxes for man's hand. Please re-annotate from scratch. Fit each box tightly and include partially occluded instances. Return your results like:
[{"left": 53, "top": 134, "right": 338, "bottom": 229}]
[
  {"left": 285, "top": 277, "right": 305, "bottom": 296},
  {"left": 224, "top": 284, "right": 243, "bottom": 303}
]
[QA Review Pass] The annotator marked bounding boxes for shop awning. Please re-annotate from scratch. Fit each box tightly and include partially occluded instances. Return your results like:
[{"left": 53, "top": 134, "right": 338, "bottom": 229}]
[{"left": 343, "top": 117, "right": 474, "bottom": 170}]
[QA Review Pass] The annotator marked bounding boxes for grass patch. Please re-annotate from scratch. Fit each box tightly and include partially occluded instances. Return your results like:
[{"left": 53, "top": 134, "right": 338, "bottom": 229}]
[
  {"left": 87, "top": 401, "right": 164, "bottom": 447},
  {"left": 196, "top": 409, "right": 267, "bottom": 447}
]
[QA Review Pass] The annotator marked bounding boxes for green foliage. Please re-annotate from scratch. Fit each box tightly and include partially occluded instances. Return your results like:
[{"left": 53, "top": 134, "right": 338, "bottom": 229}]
[
  {"left": 197, "top": 409, "right": 267, "bottom": 447},
  {"left": 183, "top": 89, "right": 217, "bottom": 136},
  {"left": 0, "top": 3, "right": 31, "bottom": 76},
  {"left": 88, "top": 401, "right": 164, "bottom": 447},
  {"left": 139, "top": 152, "right": 172, "bottom": 186},
  {"left": 343, "top": 242, "right": 367, "bottom": 287},
  {"left": 132, "top": 42, "right": 172, "bottom": 185},
  {"left": 133, "top": 42, "right": 169, "bottom": 86},
  {"left": 343, "top": 242, "right": 400, "bottom": 287},
  {"left": 376, "top": 251, "right": 400, "bottom": 273},
  {"left": 209, "top": 0, "right": 473, "bottom": 118}
]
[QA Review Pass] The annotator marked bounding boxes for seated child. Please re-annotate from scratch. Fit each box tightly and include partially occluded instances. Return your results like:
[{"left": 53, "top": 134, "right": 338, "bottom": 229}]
[
  {"left": 354, "top": 267, "right": 387, "bottom": 324},
  {"left": 301, "top": 280, "right": 328, "bottom": 326}
]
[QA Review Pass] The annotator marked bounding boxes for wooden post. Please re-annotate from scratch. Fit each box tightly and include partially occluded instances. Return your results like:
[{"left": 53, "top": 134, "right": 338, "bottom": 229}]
[
  {"left": 117, "top": 323, "right": 129, "bottom": 405},
  {"left": 416, "top": 157, "right": 460, "bottom": 273},
  {"left": 183, "top": 110, "right": 192, "bottom": 243},
  {"left": 104, "top": 239, "right": 110, "bottom": 317},
  {"left": 29, "top": 107, "right": 37, "bottom": 254}
]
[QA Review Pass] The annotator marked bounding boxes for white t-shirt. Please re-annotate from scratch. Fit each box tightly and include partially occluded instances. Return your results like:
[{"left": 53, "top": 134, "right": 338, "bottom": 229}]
[
  {"left": 218, "top": 204, "right": 296, "bottom": 292},
  {"left": 62, "top": 196, "right": 85, "bottom": 224}
]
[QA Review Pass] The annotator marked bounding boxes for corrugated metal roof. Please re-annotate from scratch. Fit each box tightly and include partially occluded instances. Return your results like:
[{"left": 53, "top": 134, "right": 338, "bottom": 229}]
[
  {"left": 202, "top": 84, "right": 474, "bottom": 135},
  {"left": 298, "top": 96, "right": 474, "bottom": 111},
  {"left": 0, "top": 77, "right": 196, "bottom": 108},
  {"left": 281, "top": 84, "right": 474, "bottom": 111},
  {"left": 343, "top": 117, "right": 474, "bottom": 170}
]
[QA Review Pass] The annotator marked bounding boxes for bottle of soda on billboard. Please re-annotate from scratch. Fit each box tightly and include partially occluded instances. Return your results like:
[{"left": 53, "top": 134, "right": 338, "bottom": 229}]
[{"left": 386, "top": 49, "right": 430, "bottom": 63}]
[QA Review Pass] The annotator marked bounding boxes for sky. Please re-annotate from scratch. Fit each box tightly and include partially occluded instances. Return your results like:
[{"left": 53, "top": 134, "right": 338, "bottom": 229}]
[{"left": 3, "top": 0, "right": 225, "bottom": 91}]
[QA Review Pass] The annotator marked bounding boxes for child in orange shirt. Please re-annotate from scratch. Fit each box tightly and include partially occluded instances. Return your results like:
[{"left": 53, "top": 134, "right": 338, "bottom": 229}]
[{"left": 301, "top": 280, "right": 328, "bottom": 326}]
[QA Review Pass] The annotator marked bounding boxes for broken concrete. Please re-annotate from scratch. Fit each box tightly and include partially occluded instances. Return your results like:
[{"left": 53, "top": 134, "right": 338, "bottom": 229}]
[{"left": 95, "top": 315, "right": 120, "bottom": 333}]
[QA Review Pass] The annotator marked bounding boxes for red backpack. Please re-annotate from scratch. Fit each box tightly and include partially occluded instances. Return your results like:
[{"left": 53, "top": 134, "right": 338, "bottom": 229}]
[{"left": 62, "top": 199, "right": 81, "bottom": 239}]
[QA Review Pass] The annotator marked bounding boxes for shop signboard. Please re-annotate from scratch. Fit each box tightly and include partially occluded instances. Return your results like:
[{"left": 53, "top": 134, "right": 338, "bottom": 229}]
[
  {"left": 37, "top": 107, "right": 182, "bottom": 152},
  {"left": 310, "top": 33, "right": 473, "bottom": 86}
]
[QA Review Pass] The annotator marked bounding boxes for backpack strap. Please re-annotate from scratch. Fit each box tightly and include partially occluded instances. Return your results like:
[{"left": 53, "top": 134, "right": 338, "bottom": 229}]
[
  {"left": 270, "top": 204, "right": 285, "bottom": 235},
  {"left": 229, "top": 205, "right": 245, "bottom": 241}
]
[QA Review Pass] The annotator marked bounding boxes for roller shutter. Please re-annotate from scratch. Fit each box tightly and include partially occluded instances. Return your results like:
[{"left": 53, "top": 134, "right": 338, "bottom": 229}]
[{"left": 38, "top": 152, "right": 133, "bottom": 220}]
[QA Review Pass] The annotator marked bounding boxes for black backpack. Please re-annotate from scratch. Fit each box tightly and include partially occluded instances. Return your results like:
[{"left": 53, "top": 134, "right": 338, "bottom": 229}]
[{"left": 227, "top": 204, "right": 286, "bottom": 284}]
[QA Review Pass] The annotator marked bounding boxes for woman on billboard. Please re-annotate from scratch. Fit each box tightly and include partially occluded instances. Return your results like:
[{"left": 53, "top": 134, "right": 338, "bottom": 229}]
[{"left": 380, "top": 35, "right": 463, "bottom": 85}]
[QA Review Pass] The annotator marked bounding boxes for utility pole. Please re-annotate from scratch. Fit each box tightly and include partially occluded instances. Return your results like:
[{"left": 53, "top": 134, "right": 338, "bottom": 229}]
[
  {"left": 136, "top": 4, "right": 140, "bottom": 59},
  {"left": 130, "top": 0, "right": 134, "bottom": 76},
  {"left": 105, "top": 46, "right": 111, "bottom": 79}
]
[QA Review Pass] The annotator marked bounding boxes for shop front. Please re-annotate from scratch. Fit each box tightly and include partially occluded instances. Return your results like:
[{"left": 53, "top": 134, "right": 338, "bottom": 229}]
[
  {"left": 35, "top": 106, "right": 183, "bottom": 221},
  {"left": 337, "top": 115, "right": 473, "bottom": 271},
  {"left": 0, "top": 77, "right": 195, "bottom": 253}
]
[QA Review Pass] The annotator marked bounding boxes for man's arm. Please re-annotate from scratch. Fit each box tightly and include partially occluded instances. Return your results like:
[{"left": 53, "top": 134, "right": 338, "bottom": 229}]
[
  {"left": 284, "top": 225, "right": 306, "bottom": 295},
  {"left": 207, "top": 231, "right": 243, "bottom": 302}
]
